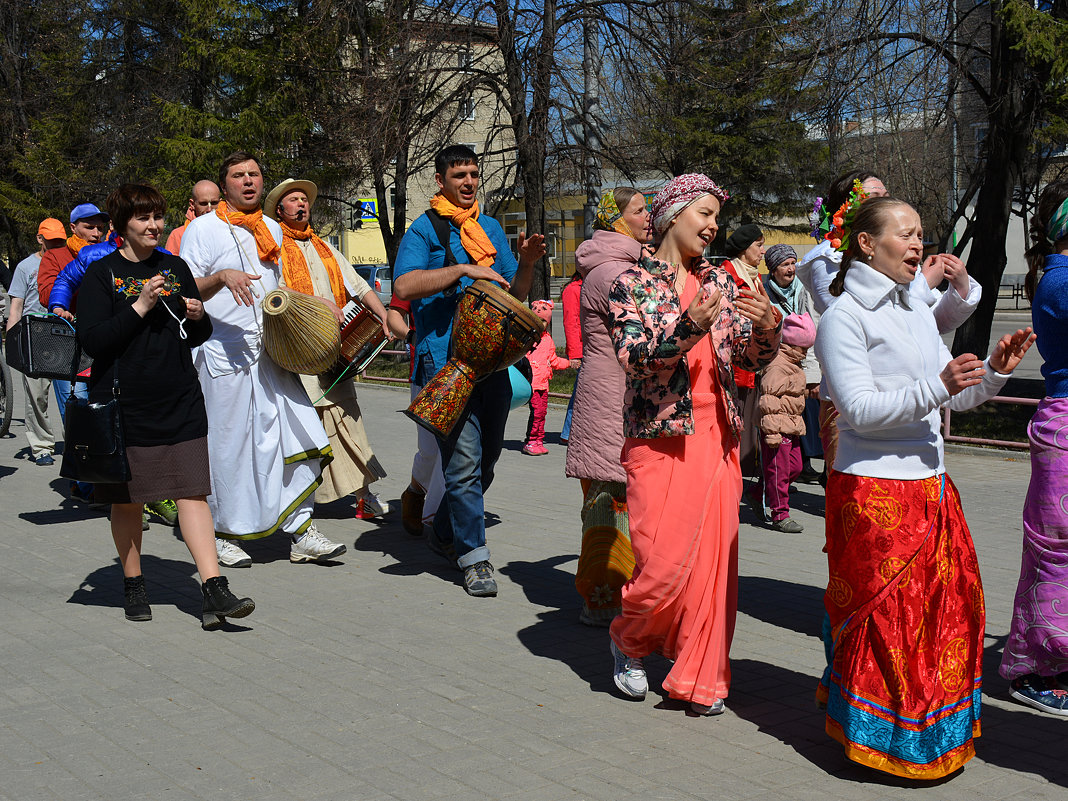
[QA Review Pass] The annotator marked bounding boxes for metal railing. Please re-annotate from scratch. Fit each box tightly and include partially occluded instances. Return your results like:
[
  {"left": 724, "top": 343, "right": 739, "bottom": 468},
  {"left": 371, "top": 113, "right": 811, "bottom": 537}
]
[
  {"left": 366, "top": 352, "right": 1037, "bottom": 450},
  {"left": 942, "top": 395, "right": 1037, "bottom": 450},
  {"left": 361, "top": 350, "right": 573, "bottom": 401}
]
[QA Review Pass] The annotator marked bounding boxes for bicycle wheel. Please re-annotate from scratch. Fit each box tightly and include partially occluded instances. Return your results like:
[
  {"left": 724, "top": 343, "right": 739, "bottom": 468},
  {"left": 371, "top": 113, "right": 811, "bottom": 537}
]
[{"left": 0, "top": 337, "right": 12, "bottom": 437}]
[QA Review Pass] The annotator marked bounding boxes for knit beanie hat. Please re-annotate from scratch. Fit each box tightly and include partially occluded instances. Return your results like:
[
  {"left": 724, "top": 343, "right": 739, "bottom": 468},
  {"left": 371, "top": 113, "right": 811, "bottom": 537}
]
[
  {"left": 764, "top": 243, "right": 797, "bottom": 273},
  {"left": 725, "top": 224, "right": 762, "bottom": 257},
  {"left": 781, "top": 313, "right": 816, "bottom": 348}
]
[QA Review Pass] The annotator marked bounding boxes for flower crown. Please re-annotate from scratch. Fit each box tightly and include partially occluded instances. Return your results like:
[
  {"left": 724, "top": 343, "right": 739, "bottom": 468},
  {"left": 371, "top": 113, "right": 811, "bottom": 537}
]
[
  {"left": 825, "top": 180, "right": 869, "bottom": 252},
  {"left": 808, "top": 197, "right": 828, "bottom": 241}
]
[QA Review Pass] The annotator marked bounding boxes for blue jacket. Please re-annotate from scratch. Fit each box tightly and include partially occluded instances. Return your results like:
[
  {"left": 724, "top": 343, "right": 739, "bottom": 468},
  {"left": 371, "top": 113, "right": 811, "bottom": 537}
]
[{"left": 50, "top": 236, "right": 168, "bottom": 311}]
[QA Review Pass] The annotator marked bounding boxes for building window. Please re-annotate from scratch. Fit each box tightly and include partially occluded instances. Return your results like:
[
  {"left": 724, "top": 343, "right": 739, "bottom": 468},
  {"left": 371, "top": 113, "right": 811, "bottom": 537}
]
[
  {"left": 972, "top": 123, "right": 989, "bottom": 161},
  {"left": 458, "top": 46, "right": 473, "bottom": 72},
  {"left": 459, "top": 96, "right": 475, "bottom": 121}
]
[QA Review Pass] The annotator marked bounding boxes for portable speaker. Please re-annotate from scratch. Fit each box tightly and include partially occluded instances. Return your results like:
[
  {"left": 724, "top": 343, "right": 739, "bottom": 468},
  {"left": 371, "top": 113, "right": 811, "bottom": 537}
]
[{"left": 8, "top": 315, "right": 92, "bottom": 380}]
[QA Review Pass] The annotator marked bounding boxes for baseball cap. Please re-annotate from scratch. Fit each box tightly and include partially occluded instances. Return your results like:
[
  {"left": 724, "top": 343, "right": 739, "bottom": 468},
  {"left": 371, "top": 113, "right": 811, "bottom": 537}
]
[
  {"left": 69, "top": 203, "right": 109, "bottom": 224},
  {"left": 38, "top": 218, "right": 66, "bottom": 239}
]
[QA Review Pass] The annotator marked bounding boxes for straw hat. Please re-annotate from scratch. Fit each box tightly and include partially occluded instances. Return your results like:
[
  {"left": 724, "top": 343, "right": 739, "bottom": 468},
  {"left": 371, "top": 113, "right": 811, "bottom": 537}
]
[{"left": 264, "top": 178, "right": 318, "bottom": 221}]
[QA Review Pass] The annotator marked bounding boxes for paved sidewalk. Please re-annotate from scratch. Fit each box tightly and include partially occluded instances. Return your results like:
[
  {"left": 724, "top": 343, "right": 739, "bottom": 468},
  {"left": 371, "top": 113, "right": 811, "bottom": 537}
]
[{"left": 0, "top": 379, "right": 1063, "bottom": 800}]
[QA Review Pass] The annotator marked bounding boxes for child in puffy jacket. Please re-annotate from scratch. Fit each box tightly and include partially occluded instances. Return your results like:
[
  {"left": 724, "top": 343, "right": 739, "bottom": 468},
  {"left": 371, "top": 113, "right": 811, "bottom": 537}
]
[
  {"left": 752, "top": 313, "right": 816, "bottom": 532},
  {"left": 523, "top": 299, "right": 572, "bottom": 455}
]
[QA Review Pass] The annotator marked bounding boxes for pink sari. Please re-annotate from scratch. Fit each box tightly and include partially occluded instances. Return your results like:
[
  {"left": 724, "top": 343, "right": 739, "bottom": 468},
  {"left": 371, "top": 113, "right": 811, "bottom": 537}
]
[{"left": 610, "top": 277, "right": 742, "bottom": 705}]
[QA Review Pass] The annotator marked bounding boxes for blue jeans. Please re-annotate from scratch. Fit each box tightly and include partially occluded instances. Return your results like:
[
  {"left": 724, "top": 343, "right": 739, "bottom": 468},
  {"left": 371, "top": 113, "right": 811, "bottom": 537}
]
[
  {"left": 52, "top": 379, "right": 88, "bottom": 424},
  {"left": 431, "top": 370, "right": 511, "bottom": 568}
]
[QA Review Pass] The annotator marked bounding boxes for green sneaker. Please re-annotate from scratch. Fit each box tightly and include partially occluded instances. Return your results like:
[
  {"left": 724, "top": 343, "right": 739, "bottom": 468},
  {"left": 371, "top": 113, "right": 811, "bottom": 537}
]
[{"left": 144, "top": 500, "right": 179, "bottom": 527}]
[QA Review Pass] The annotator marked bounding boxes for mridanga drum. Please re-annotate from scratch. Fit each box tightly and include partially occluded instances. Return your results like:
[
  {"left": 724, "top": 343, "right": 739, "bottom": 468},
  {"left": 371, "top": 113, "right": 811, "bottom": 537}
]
[
  {"left": 407, "top": 280, "right": 545, "bottom": 439},
  {"left": 261, "top": 289, "right": 341, "bottom": 375}
]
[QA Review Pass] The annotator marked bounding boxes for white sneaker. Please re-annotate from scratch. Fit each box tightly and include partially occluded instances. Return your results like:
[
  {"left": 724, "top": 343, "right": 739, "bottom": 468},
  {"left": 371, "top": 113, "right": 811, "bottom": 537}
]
[
  {"left": 216, "top": 537, "right": 252, "bottom": 568},
  {"left": 611, "top": 640, "right": 648, "bottom": 699},
  {"left": 290, "top": 523, "right": 346, "bottom": 563},
  {"left": 355, "top": 491, "right": 389, "bottom": 519}
]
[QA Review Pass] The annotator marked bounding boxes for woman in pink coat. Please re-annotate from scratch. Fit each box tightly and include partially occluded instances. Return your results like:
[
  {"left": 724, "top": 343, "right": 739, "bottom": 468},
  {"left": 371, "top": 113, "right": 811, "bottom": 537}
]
[{"left": 564, "top": 187, "right": 652, "bottom": 625}]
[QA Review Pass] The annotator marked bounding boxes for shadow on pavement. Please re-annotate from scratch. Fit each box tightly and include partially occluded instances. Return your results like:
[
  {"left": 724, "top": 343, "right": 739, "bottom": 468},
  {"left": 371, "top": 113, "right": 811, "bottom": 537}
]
[
  {"left": 737, "top": 575, "right": 825, "bottom": 640},
  {"left": 501, "top": 555, "right": 624, "bottom": 696},
  {"left": 729, "top": 658, "right": 966, "bottom": 787},
  {"left": 66, "top": 554, "right": 257, "bottom": 630}
]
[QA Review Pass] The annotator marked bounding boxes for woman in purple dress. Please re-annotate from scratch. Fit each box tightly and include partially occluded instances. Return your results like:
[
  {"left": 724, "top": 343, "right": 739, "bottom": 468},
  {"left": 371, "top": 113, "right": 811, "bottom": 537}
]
[{"left": 1000, "top": 181, "right": 1068, "bottom": 714}]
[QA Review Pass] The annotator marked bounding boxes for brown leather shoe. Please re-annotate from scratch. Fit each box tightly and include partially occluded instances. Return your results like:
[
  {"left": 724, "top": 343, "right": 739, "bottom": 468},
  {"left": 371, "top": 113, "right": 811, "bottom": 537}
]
[{"left": 401, "top": 485, "right": 425, "bottom": 536}]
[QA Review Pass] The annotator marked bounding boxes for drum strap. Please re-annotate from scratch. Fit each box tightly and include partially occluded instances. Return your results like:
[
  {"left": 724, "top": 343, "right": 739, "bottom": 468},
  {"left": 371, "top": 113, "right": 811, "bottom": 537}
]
[{"left": 426, "top": 210, "right": 459, "bottom": 268}]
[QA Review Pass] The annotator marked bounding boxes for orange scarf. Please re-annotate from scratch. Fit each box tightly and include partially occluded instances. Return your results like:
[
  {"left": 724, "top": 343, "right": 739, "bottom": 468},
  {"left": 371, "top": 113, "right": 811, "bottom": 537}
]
[
  {"left": 279, "top": 222, "right": 346, "bottom": 307},
  {"left": 429, "top": 194, "right": 497, "bottom": 267},
  {"left": 67, "top": 235, "right": 90, "bottom": 256},
  {"left": 215, "top": 200, "right": 281, "bottom": 263}
]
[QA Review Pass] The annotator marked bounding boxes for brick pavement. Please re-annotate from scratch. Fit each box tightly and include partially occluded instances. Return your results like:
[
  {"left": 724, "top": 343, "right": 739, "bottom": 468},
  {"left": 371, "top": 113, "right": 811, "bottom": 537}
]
[{"left": 0, "top": 378, "right": 1064, "bottom": 800}]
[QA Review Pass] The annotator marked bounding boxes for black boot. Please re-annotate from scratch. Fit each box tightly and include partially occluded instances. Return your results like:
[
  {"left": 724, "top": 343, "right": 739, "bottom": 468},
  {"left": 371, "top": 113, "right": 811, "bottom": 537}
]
[
  {"left": 201, "top": 576, "right": 255, "bottom": 630},
  {"left": 123, "top": 575, "right": 152, "bottom": 622}
]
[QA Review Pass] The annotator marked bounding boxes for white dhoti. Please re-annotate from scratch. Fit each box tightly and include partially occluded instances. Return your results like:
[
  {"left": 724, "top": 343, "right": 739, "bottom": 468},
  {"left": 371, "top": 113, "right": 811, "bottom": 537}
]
[
  {"left": 180, "top": 209, "right": 331, "bottom": 539},
  {"left": 200, "top": 354, "right": 330, "bottom": 538}
]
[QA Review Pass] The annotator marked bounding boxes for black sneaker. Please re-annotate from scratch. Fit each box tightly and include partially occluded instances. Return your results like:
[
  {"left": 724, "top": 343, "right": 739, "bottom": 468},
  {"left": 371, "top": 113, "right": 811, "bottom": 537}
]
[
  {"left": 463, "top": 561, "right": 498, "bottom": 597},
  {"left": 1009, "top": 674, "right": 1068, "bottom": 716}
]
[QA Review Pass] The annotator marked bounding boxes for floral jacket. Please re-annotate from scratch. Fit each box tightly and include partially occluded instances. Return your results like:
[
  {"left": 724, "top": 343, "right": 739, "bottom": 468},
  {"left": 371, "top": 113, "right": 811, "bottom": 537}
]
[{"left": 608, "top": 255, "right": 782, "bottom": 439}]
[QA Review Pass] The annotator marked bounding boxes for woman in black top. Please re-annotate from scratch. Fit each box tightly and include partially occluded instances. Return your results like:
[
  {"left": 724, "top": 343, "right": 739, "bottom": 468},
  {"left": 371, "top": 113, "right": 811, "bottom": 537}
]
[{"left": 77, "top": 183, "right": 254, "bottom": 630}]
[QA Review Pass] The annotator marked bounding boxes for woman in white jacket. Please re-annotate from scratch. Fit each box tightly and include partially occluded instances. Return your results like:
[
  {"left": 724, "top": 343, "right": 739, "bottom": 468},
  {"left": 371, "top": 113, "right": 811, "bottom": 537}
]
[{"left": 813, "top": 196, "right": 1033, "bottom": 779}]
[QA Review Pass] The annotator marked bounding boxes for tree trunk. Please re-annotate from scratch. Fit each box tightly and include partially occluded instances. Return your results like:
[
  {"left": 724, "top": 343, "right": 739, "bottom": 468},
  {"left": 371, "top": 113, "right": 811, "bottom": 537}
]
[{"left": 950, "top": 7, "right": 1034, "bottom": 357}]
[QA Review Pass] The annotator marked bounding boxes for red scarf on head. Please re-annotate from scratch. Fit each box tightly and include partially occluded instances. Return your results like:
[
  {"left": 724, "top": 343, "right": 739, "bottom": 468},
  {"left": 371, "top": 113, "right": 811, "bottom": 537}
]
[
  {"left": 279, "top": 222, "right": 346, "bottom": 307},
  {"left": 215, "top": 200, "right": 281, "bottom": 263}
]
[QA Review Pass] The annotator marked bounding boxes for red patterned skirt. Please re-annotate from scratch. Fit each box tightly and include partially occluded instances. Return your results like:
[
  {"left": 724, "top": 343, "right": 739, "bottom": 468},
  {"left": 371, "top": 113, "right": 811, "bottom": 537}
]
[{"left": 816, "top": 471, "right": 984, "bottom": 780}]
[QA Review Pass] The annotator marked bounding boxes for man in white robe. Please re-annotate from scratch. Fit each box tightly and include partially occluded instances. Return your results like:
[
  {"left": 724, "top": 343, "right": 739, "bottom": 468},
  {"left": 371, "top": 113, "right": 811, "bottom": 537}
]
[
  {"left": 264, "top": 178, "right": 391, "bottom": 517},
  {"left": 180, "top": 151, "right": 347, "bottom": 566}
]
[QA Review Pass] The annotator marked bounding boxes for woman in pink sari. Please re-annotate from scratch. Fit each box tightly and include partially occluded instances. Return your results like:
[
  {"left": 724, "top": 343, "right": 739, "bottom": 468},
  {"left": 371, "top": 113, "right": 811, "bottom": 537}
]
[{"left": 606, "top": 175, "right": 782, "bottom": 715}]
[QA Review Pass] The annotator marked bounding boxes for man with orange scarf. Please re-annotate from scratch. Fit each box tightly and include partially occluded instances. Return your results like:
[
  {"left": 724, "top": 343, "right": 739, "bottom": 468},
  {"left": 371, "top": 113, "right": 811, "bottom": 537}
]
[
  {"left": 37, "top": 204, "right": 109, "bottom": 311},
  {"left": 36, "top": 204, "right": 107, "bottom": 502},
  {"left": 180, "top": 151, "right": 344, "bottom": 568},
  {"left": 393, "top": 144, "right": 546, "bottom": 597},
  {"left": 265, "top": 177, "right": 391, "bottom": 519}
]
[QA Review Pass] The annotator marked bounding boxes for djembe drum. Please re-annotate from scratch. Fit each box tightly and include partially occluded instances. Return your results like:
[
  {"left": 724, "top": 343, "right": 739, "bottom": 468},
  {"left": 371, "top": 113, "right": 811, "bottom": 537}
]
[
  {"left": 261, "top": 289, "right": 341, "bottom": 375},
  {"left": 407, "top": 280, "right": 545, "bottom": 438}
]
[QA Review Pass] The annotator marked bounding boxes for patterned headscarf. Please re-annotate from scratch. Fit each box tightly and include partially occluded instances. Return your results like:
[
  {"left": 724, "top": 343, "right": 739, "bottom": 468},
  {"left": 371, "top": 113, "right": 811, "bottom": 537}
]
[
  {"left": 593, "top": 190, "right": 637, "bottom": 240},
  {"left": 1049, "top": 197, "right": 1068, "bottom": 245},
  {"left": 651, "top": 174, "right": 729, "bottom": 234}
]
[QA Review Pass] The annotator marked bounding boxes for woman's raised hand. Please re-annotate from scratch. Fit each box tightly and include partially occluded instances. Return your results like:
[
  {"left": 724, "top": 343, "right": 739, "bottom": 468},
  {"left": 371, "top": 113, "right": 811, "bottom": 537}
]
[
  {"left": 687, "top": 284, "right": 722, "bottom": 330},
  {"left": 939, "top": 353, "right": 985, "bottom": 395},
  {"left": 989, "top": 327, "right": 1036, "bottom": 374},
  {"left": 132, "top": 274, "right": 167, "bottom": 317},
  {"left": 735, "top": 280, "right": 778, "bottom": 329}
]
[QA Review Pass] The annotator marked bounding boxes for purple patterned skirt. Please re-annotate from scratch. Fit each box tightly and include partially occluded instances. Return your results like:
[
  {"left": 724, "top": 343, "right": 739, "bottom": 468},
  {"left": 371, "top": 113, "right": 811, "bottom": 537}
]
[{"left": 1000, "top": 397, "right": 1068, "bottom": 679}]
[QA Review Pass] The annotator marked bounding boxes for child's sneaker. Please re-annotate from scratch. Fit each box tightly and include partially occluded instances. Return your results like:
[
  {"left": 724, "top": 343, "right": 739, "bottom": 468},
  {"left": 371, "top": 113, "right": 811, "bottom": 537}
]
[{"left": 522, "top": 442, "right": 548, "bottom": 456}]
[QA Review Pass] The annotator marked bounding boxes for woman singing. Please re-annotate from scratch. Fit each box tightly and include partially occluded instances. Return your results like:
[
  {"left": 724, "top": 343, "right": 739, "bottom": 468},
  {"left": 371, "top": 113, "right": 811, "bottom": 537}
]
[
  {"left": 606, "top": 174, "right": 781, "bottom": 715},
  {"left": 814, "top": 196, "right": 1033, "bottom": 777}
]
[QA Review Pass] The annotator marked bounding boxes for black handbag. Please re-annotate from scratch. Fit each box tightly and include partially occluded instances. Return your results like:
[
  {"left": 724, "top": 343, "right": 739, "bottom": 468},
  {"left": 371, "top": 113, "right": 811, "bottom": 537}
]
[
  {"left": 59, "top": 308, "right": 130, "bottom": 484},
  {"left": 6, "top": 314, "right": 92, "bottom": 380}
]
